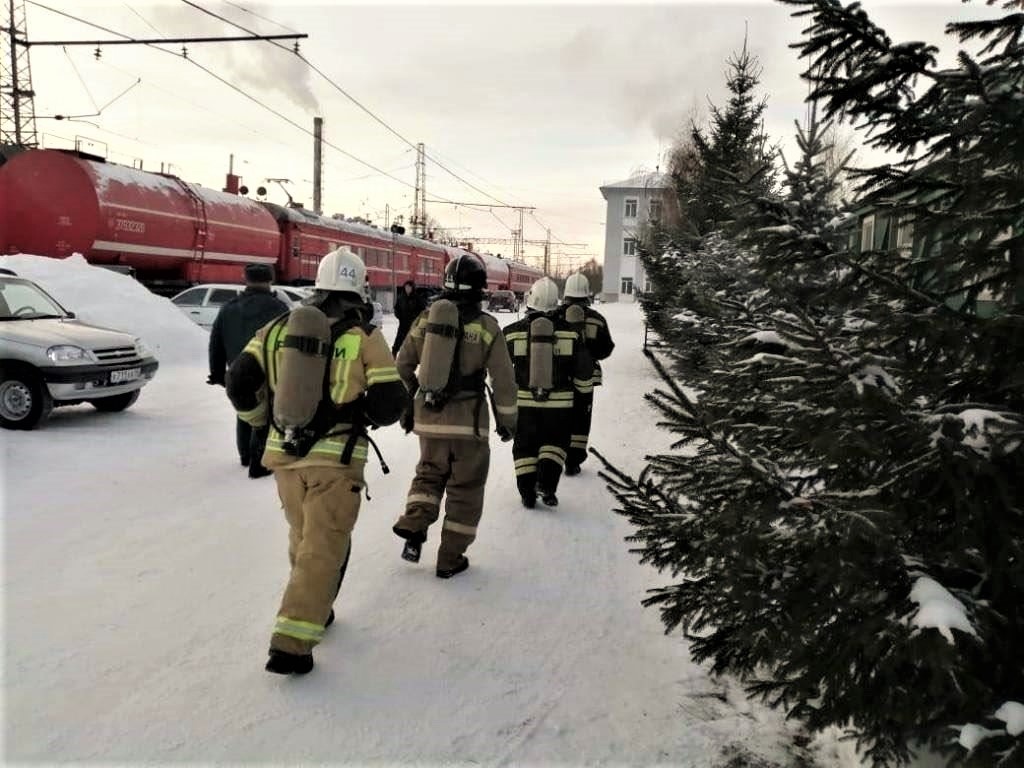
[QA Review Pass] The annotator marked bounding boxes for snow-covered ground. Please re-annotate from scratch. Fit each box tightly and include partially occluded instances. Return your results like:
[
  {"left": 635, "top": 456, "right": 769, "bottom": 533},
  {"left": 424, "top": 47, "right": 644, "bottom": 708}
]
[{"left": 2, "top": 256, "right": 858, "bottom": 766}]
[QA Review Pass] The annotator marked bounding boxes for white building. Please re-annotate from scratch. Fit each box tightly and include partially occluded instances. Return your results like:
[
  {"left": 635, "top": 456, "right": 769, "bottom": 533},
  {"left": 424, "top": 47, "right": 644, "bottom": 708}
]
[{"left": 599, "top": 171, "right": 669, "bottom": 302}]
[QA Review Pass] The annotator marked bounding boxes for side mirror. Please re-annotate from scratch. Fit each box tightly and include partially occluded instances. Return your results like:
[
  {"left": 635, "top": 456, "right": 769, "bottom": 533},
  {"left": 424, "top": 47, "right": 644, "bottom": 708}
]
[{"left": 65, "top": 311, "right": 76, "bottom": 319}]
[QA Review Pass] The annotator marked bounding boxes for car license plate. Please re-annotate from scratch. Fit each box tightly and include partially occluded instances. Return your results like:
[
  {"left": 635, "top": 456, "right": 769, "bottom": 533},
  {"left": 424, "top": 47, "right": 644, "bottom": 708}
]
[{"left": 110, "top": 367, "right": 141, "bottom": 384}]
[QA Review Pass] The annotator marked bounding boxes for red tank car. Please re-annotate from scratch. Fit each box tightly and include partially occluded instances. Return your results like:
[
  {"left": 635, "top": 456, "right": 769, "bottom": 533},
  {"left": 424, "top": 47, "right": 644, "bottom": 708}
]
[
  {"left": 0, "top": 149, "right": 280, "bottom": 290},
  {"left": 476, "top": 252, "right": 510, "bottom": 293},
  {"left": 0, "top": 148, "right": 551, "bottom": 301}
]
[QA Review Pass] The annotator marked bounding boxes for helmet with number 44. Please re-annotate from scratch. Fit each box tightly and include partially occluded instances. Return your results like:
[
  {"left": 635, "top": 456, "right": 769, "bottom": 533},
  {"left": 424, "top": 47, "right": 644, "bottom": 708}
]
[{"left": 315, "top": 247, "right": 366, "bottom": 294}]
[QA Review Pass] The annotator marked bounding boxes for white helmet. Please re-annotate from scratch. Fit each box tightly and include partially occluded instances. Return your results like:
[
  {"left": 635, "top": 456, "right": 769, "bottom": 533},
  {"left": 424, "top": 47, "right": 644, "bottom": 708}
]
[
  {"left": 315, "top": 246, "right": 366, "bottom": 293},
  {"left": 563, "top": 272, "right": 591, "bottom": 300},
  {"left": 525, "top": 277, "right": 560, "bottom": 312}
]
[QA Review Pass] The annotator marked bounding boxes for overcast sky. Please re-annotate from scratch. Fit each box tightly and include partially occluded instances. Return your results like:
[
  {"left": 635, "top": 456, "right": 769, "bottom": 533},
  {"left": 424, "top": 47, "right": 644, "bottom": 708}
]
[{"left": 25, "top": 0, "right": 994, "bottom": 270}]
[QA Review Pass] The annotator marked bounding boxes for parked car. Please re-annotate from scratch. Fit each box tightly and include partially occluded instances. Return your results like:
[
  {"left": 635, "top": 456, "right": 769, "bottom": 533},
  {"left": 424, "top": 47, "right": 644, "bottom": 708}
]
[
  {"left": 370, "top": 301, "right": 384, "bottom": 329},
  {"left": 0, "top": 271, "right": 159, "bottom": 429},
  {"left": 171, "top": 283, "right": 310, "bottom": 328},
  {"left": 488, "top": 290, "right": 518, "bottom": 313}
]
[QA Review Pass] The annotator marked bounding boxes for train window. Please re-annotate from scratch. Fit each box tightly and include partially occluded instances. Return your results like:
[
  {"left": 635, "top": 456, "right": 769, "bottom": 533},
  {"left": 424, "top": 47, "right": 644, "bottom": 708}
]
[
  {"left": 208, "top": 288, "right": 239, "bottom": 306},
  {"left": 172, "top": 287, "right": 206, "bottom": 306}
]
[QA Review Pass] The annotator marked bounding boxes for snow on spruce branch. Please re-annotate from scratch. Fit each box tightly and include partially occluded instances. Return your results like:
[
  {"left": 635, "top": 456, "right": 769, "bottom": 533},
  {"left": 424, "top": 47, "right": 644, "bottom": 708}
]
[
  {"left": 848, "top": 364, "right": 900, "bottom": 396},
  {"left": 926, "top": 408, "right": 1023, "bottom": 457},
  {"left": 956, "top": 701, "right": 1024, "bottom": 756},
  {"left": 908, "top": 576, "right": 977, "bottom": 645}
]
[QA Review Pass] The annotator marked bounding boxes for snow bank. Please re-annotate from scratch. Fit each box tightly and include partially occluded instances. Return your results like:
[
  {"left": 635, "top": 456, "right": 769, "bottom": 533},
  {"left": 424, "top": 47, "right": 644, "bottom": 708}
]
[{"left": 0, "top": 253, "right": 207, "bottom": 365}]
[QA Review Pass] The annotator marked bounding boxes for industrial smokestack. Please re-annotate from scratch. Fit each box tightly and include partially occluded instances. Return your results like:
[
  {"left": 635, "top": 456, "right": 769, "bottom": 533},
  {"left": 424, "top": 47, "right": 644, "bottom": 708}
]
[{"left": 313, "top": 116, "right": 323, "bottom": 215}]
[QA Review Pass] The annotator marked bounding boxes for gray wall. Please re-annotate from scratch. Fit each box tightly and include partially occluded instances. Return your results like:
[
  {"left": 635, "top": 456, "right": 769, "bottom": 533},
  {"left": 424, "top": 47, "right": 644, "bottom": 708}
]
[{"left": 600, "top": 184, "right": 661, "bottom": 302}]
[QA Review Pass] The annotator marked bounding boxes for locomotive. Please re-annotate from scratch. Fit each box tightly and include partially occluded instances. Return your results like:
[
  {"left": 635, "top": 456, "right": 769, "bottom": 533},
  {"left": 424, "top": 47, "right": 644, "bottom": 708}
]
[{"left": 0, "top": 148, "right": 544, "bottom": 302}]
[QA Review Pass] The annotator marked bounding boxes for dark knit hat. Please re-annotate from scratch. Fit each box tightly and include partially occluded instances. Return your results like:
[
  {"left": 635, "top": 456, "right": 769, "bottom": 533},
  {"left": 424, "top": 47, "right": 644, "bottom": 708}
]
[{"left": 244, "top": 263, "right": 274, "bottom": 283}]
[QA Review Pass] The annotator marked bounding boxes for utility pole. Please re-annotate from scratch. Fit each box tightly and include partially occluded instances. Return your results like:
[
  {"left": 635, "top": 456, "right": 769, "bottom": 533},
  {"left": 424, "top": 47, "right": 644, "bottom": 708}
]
[
  {"left": 1, "top": 0, "right": 37, "bottom": 147},
  {"left": 543, "top": 228, "right": 551, "bottom": 276},
  {"left": 413, "top": 142, "right": 426, "bottom": 238},
  {"left": 1, "top": 6, "right": 306, "bottom": 150},
  {"left": 313, "top": 116, "right": 324, "bottom": 215}
]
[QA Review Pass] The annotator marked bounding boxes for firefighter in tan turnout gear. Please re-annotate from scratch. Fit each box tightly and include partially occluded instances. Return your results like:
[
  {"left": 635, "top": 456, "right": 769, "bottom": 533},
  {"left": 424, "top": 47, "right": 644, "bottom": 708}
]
[
  {"left": 503, "top": 277, "right": 592, "bottom": 508},
  {"left": 226, "top": 247, "right": 405, "bottom": 675},
  {"left": 392, "top": 254, "right": 518, "bottom": 579},
  {"left": 557, "top": 272, "right": 614, "bottom": 475}
]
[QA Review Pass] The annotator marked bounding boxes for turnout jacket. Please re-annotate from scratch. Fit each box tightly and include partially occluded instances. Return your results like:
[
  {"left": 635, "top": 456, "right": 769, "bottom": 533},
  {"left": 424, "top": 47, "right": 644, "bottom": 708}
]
[
  {"left": 226, "top": 304, "right": 405, "bottom": 469},
  {"left": 503, "top": 311, "right": 593, "bottom": 409},
  {"left": 396, "top": 301, "right": 517, "bottom": 441},
  {"left": 208, "top": 287, "right": 288, "bottom": 383},
  {"left": 557, "top": 300, "right": 614, "bottom": 386}
]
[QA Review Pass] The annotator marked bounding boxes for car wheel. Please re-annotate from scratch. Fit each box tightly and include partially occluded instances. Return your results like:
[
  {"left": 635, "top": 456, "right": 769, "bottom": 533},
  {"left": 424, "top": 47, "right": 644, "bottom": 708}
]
[
  {"left": 89, "top": 390, "right": 140, "bottom": 412},
  {"left": 0, "top": 366, "right": 54, "bottom": 430}
]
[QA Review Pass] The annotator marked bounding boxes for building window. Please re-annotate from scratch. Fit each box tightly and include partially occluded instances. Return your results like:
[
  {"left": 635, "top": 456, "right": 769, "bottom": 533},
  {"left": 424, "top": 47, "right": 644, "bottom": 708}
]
[
  {"left": 644, "top": 279, "right": 652, "bottom": 293},
  {"left": 624, "top": 198, "right": 638, "bottom": 219},
  {"left": 860, "top": 215, "right": 875, "bottom": 252},
  {"left": 623, "top": 237, "right": 637, "bottom": 256},
  {"left": 621, "top": 277, "right": 634, "bottom": 295},
  {"left": 649, "top": 198, "right": 662, "bottom": 223},
  {"left": 896, "top": 216, "right": 914, "bottom": 257}
]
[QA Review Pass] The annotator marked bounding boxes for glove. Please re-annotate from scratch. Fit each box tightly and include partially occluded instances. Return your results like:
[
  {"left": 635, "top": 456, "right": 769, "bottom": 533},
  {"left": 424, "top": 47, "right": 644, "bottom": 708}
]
[
  {"left": 206, "top": 374, "right": 225, "bottom": 387},
  {"left": 400, "top": 410, "right": 414, "bottom": 434},
  {"left": 496, "top": 425, "right": 513, "bottom": 443}
]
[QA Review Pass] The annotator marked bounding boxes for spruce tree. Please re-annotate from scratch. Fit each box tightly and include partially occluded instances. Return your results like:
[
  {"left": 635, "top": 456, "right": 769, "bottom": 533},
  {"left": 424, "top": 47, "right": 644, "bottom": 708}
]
[
  {"left": 598, "top": 2, "right": 1024, "bottom": 761},
  {"left": 640, "top": 39, "right": 777, "bottom": 337}
]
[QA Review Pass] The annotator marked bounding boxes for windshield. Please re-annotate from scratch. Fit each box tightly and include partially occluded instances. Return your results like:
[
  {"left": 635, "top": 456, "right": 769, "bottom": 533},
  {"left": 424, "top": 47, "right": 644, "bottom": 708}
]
[{"left": 0, "top": 278, "right": 70, "bottom": 320}]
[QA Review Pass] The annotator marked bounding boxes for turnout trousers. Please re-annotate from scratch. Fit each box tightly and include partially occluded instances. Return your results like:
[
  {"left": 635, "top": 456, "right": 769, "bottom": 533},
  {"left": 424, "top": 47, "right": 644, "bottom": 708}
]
[
  {"left": 567, "top": 389, "right": 594, "bottom": 470},
  {"left": 394, "top": 437, "right": 490, "bottom": 571},
  {"left": 513, "top": 403, "right": 572, "bottom": 498},
  {"left": 270, "top": 464, "right": 363, "bottom": 655}
]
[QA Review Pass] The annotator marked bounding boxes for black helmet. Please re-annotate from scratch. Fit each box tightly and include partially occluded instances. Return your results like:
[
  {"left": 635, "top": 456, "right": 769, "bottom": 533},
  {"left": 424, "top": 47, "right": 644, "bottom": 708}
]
[{"left": 443, "top": 254, "right": 486, "bottom": 293}]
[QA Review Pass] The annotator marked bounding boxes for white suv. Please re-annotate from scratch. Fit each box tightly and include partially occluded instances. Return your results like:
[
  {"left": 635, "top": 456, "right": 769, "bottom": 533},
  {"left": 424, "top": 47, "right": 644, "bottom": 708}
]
[
  {"left": 171, "top": 283, "right": 311, "bottom": 328},
  {"left": 0, "top": 271, "right": 159, "bottom": 429}
]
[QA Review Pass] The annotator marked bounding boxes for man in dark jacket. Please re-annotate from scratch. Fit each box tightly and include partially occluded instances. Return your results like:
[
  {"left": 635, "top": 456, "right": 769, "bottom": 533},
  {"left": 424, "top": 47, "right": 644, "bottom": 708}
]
[
  {"left": 392, "top": 279, "right": 427, "bottom": 356},
  {"left": 208, "top": 263, "right": 289, "bottom": 476}
]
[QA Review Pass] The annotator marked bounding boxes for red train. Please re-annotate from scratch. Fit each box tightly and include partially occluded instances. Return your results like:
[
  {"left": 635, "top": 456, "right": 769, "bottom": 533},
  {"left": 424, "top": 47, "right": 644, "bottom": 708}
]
[{"left": 0, "top": 148, "right": 545, "bottom": 301}]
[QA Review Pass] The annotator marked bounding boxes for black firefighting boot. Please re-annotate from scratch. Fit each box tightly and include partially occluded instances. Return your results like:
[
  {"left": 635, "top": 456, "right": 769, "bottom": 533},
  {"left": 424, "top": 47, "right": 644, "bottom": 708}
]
[
  {"left": 436, "top": 555, "right": 469, "bottom": 579},
  {"left": 248, "top": 463, "right": 272, "bottom": 479},
  {"left": 520, "top": 491, "right": 537, "bottom": 508},
  {"left": 563, "top": 463, "right": 581, "bottom": 476},
  {"left": 538, "top": 487, "right": 559, "bottom": 507},
  {"left": 265, "top": 649, "right": 314, "bottom": 675},
  {"left": 393, "top": 525, "right": 427, "bottom": 563}
]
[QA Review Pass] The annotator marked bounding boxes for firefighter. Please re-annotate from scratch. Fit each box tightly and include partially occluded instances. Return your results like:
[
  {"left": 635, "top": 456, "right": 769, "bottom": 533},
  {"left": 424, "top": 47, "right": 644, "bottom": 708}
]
[
  {"left": 558, "top": 272, "right": 615, "bottom": 475},
  {"left": 391, "top": 255, "right": 518, "bottom": 579},
  {"left": 503, "top": 277, "right": 592, "bottom": 508},
  {"left": 207, "top": 263, "right": 289, "bottom": 477},
  {"left": 226, "top": 247, "right": 406, "bottom": 675}
]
